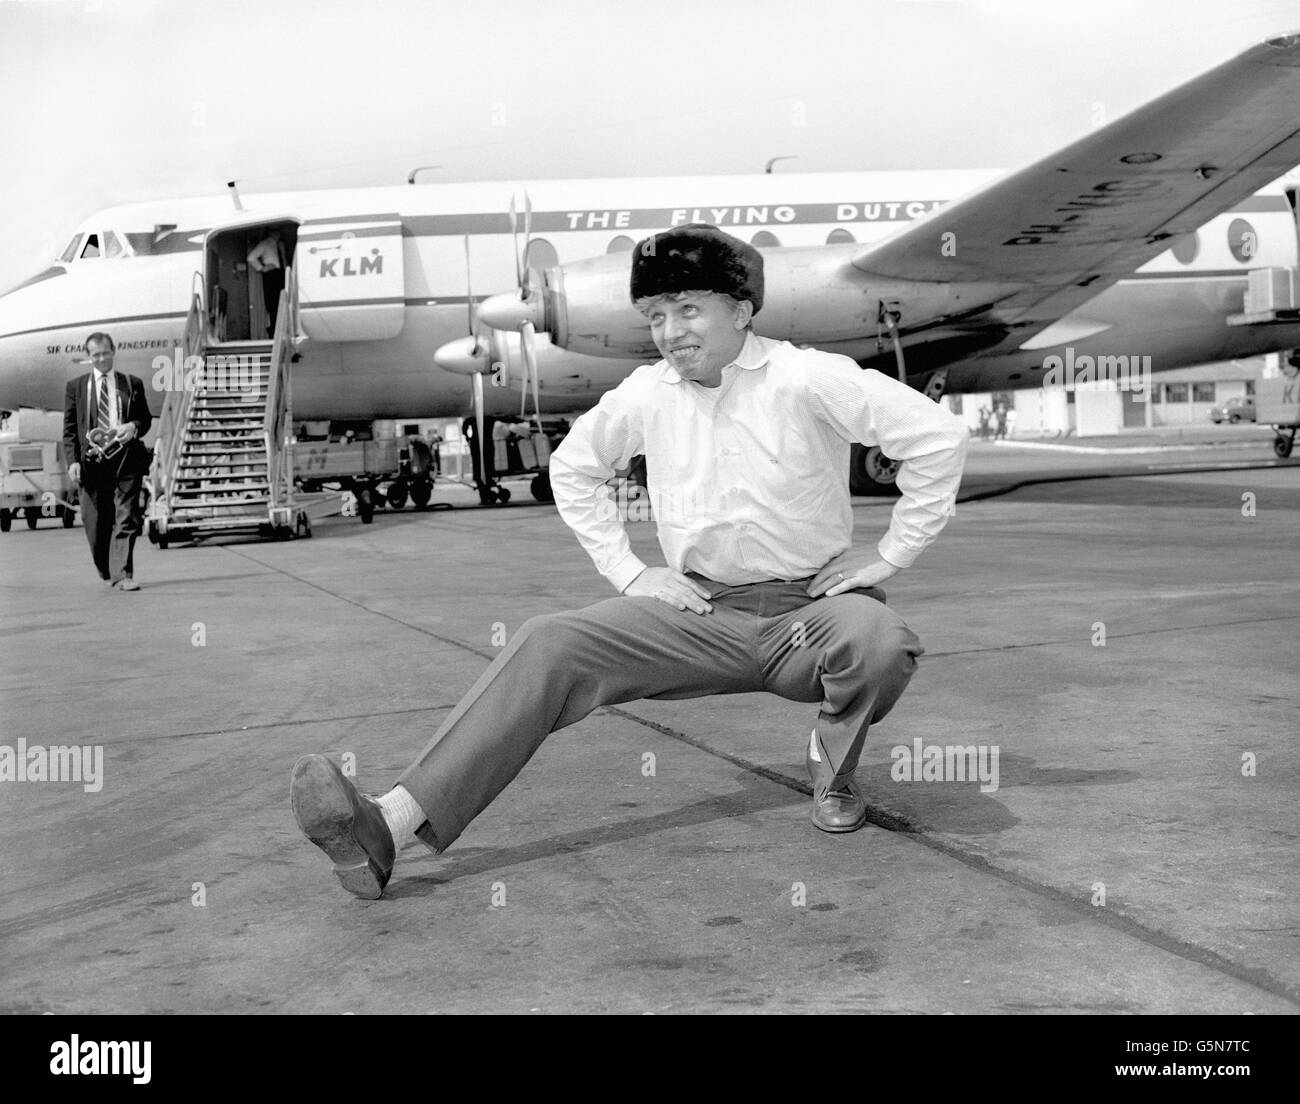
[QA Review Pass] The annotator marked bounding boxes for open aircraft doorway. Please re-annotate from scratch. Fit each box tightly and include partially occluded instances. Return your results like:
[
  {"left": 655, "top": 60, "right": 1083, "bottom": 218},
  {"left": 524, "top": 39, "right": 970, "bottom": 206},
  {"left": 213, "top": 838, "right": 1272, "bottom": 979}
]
[{"left": 204, "top": 219, "right": 299, "bottom": 344}]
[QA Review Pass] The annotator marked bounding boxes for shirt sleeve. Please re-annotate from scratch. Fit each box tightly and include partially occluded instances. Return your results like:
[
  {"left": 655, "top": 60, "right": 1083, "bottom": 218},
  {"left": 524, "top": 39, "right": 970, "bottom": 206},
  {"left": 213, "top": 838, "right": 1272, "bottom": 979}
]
[
  {"left": 549, "top": 371, "right": 650, "bottom": 591},
  {"left": 803, "top": 354, "right": 969, "bottom": 569}
]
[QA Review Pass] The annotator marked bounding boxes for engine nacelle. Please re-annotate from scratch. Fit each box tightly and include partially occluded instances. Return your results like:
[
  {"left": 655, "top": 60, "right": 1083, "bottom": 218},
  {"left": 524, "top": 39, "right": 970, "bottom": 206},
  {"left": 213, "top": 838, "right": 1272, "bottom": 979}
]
[
  {"left": 538, "top": 243, "right": 880, "bottom": 358},
  {"left": 476, "top": 244, "right": 1020, "bottom": 360}
]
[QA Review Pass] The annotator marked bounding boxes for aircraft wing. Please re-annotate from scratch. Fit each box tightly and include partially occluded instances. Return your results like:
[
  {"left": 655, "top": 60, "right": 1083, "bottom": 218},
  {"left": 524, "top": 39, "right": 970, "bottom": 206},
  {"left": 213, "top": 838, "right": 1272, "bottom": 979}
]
[{"left": 851, "top": 32, "right": 1300, "bottom": 327}]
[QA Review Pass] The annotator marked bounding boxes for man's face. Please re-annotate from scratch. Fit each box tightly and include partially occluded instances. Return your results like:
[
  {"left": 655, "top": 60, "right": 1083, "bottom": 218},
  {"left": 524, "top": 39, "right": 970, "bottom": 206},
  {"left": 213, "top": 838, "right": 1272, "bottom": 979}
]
[
  {"left": 640, "top": 292, "right": 751, "bottom": 387},
  {"left": 87, "top": 340, "right": 114, "bottom": 375}
]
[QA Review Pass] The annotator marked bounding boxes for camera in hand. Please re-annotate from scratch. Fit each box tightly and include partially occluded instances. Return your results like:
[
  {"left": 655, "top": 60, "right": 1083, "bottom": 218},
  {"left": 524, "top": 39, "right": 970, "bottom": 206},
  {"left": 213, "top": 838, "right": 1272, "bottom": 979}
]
[{"left": 86, "top": 426, "right": 126, "bottom": 463}]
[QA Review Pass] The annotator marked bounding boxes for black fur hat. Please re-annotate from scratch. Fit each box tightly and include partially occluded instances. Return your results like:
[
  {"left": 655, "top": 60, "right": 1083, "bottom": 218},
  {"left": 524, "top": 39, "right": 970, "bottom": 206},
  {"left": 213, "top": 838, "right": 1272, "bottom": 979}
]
[{"left": 629, "top": 223, "right": 765, "bottom": 314}]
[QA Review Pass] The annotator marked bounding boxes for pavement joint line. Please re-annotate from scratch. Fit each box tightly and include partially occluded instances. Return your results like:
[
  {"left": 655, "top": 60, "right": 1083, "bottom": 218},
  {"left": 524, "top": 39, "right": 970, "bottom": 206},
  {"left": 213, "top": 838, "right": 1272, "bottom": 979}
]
[
  {"left": 101, "top": 705, "right": 460, "bottom": 745},
  {"left": 216, "top": 541, "right": 1300, "bottom": 1007}
]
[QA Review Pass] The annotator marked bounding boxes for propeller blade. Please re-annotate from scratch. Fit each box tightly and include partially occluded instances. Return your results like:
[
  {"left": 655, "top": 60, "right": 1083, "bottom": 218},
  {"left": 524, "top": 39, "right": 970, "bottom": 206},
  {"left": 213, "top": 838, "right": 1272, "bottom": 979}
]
[
  {"left": 463, "top": 235, "right": 480, "bottom": 355},
  {"left": 472, "top": 370, "right": 487, "bottom": 490},
  {"left": 520, "top": 191, "right": 534, "bottom": 299},
  {"left": 508, "top": 194, "right": 522, "bottom": 292},
  {"left": 521, "top": 320, "right": 543, "bottom": 434}
]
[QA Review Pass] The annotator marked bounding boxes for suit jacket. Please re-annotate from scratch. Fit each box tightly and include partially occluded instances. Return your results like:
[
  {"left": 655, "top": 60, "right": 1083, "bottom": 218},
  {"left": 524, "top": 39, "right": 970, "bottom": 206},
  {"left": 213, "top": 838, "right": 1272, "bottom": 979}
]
[{"left": 63, "top": 370, "right": 153, "bottom": 475}]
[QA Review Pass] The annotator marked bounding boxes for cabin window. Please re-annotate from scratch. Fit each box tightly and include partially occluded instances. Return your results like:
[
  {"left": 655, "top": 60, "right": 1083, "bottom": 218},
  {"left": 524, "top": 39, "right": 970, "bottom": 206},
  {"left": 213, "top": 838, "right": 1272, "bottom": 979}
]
[
  {"left": 59, "top": 235, "right": 83, "bottom": 264},
  {"left": 524, "top": 238, "right": 558, "bottom": 272},
  {"left": 80, "top": 234, "right": 101, "bottom": 259},
  {"left": 826, "top": 228, "right": 856, "bottom": 244}
]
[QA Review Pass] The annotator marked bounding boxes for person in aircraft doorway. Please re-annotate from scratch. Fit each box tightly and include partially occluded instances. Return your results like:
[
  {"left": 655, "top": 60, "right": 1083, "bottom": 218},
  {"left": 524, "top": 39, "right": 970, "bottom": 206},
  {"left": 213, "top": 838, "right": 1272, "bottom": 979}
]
[{"left": 247, "top": 229, "right": 287, "bottom": 337}]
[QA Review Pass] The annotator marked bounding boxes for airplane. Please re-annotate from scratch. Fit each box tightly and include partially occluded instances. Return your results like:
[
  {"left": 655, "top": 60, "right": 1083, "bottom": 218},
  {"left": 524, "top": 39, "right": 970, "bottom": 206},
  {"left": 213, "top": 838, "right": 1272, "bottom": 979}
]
[{"left": 3, "top": 30, "right": 1300, "bottom": 509}]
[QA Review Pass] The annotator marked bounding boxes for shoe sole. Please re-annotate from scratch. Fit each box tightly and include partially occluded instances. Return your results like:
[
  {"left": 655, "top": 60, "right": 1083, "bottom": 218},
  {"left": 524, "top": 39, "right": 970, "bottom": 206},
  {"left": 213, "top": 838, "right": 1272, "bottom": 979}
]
[{"left": 290, "top": 755, "right": 385, "bottom": 900}]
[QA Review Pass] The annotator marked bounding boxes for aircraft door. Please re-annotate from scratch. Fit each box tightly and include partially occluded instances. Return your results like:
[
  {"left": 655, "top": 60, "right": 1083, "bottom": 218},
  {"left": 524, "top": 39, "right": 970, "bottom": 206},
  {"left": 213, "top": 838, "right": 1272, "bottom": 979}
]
[{"left": 297, "top": 214, "right": 406, "bottom": 341}]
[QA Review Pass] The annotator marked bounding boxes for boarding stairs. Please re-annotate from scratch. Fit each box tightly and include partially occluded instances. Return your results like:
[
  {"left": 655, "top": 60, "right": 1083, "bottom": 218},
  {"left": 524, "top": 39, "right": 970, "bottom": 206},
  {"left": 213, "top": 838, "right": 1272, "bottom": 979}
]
[{"left": 147, "top": 267, "right": 331, "bottom": 546}]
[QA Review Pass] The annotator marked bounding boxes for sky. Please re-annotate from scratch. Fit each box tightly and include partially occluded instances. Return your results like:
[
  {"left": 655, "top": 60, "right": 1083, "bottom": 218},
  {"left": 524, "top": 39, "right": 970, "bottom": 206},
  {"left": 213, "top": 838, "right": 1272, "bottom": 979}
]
[{"left": 1, "top": 0, "right": 1299, "bottom": 290}]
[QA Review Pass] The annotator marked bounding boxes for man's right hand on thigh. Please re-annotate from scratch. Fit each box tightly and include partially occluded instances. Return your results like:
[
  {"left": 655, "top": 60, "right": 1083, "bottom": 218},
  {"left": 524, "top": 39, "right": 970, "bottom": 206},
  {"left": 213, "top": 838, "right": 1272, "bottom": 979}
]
[{"left": 623, "top": 567, "right": 713, "bottom": 615}]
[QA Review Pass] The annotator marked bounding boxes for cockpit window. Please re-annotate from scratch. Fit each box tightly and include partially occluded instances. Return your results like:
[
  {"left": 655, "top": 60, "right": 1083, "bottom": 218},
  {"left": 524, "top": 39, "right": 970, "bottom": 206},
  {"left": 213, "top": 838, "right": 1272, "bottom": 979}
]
[
  {"left": 59, "top": 234, "right": 83, "bottom": 264},
  {"left": 103, "top": 231, "right": 124, "bottom": 259},
  {"left": 80, "top": 234, "right": 101, "bottom": 259},
  {"left": 125, "top": 232, "right": 156, "bottom": 255}
]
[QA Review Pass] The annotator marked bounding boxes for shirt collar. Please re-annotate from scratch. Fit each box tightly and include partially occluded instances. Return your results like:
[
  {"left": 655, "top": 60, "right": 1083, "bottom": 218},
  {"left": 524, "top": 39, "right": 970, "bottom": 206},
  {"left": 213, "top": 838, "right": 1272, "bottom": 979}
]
[{"left": 661, "top": 331, "right": 771, "bottom": 384}]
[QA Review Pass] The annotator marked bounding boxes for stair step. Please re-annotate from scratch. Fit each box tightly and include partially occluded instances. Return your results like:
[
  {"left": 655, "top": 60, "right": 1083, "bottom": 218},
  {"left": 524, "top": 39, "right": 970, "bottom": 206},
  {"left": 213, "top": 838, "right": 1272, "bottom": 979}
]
[
  {"left": 180, "top": 449, "right": 267, "bottom": 458},
  {"left": 174, "top": 479, "right": 270, "bottom": 489},
  {"left": 171, "top": 496, "right": 270, "bottom": 508},
  {"left": 183, "top": 435, "right": 266, "bottom": 445}
]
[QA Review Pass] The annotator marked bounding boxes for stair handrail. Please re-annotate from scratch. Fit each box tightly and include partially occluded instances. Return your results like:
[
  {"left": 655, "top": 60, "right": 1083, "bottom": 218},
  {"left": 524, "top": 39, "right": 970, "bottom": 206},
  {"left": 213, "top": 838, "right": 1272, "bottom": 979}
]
[
  {"left": 148, "top": 272, "right": 206, "bottom": 516},
  {"left": 264, "top": 264, "right": 295, "bottom": 514}
]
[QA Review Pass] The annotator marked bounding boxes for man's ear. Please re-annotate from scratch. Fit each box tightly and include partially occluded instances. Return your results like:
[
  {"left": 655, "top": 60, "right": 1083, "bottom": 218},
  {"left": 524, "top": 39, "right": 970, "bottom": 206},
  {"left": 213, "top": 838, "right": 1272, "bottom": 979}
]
[{"left": 734, "top": 299, "right": 754, "bottom": 329}]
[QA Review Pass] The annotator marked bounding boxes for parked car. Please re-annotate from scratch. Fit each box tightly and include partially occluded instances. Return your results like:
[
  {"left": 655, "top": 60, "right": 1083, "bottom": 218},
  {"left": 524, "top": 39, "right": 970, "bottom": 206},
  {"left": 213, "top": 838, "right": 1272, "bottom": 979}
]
[{"left": 1210, "top": 396, "right": 1256, "bottom": 424}]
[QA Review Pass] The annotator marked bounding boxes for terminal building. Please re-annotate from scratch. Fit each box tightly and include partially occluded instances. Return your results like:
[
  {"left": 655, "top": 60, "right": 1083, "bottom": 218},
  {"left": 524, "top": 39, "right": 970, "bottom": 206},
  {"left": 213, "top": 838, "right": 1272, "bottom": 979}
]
[{"left": 947, "top": 353, "right": 1279, "bottom": 437}]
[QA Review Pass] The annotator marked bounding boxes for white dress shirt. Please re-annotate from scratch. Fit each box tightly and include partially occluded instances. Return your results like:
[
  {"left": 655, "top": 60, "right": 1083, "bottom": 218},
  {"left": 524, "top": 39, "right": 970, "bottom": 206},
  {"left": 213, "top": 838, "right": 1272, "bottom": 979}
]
[
  {"left": 247, "top": 237, "right": 283, "bottom": 272},
  {"left": 550, "top": 332, "right": 969, "bottom": 591}
]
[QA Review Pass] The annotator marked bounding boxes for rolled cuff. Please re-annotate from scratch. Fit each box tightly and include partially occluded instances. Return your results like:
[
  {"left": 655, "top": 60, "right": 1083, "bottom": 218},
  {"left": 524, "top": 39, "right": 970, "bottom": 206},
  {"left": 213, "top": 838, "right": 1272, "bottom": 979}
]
[{"left": 877, "top": 534, "right": 919, "bottom": 570}]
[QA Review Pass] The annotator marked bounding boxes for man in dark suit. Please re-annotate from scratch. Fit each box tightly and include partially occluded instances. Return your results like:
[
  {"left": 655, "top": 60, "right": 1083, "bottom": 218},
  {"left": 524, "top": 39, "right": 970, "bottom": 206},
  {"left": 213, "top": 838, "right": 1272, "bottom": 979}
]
[{"left": 62, "top": 332, "right": 153, "bottom": 590}]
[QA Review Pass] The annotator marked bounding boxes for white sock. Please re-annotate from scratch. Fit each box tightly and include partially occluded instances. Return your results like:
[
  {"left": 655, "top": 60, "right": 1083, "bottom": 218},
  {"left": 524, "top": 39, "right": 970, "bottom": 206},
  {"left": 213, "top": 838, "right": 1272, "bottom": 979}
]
[
  {"left": 376, "top": 785, "right": 425, "bottom": 848},
  {"left": 808, "top": 729, "right": 821, "bottom": 763}
]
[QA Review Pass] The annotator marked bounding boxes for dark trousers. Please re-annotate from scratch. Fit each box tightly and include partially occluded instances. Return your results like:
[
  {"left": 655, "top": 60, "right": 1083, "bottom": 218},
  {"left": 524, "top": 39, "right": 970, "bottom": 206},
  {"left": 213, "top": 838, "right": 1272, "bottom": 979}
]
[
  {"left": 262, "top": 268, "right": 285, "bottom": 335},
  {"left": 400, "top": 577, "right": 924, "bottom": 852},
  {"left": 79, "top": 463, "right": 143, "bottom": 583}
]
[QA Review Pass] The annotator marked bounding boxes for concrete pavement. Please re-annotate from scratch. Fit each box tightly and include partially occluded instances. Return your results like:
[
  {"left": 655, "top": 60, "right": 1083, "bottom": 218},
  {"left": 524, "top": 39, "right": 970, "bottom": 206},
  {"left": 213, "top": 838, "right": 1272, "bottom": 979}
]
[{"left": 1, "top": 445, "right": 1297, "bottom": 1013}]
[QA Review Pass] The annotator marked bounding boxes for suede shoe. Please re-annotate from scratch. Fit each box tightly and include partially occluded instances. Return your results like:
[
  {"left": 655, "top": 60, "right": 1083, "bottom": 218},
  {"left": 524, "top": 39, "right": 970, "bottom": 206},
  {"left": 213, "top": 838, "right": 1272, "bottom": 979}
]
[{"left": 291, "top": 754, "right": 395, "bottom": 899}]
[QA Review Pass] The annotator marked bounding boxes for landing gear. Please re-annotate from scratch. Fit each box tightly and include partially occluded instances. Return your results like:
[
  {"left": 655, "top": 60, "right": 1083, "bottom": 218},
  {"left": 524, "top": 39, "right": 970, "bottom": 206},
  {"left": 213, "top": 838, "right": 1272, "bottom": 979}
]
[
  {"left": 1274, "top": 429, "right": 1296, "bottom": 459},
  {"left": 530, "top": 472, "right": 554, "bottom": 503}
]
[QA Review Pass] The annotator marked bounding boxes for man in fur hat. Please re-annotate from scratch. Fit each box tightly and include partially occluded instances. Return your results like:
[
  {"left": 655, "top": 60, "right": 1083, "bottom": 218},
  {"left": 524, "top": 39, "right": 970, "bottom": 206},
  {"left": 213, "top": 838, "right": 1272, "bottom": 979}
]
[{"left": 290, "top": 224, "right": 968, "bottom": 900}]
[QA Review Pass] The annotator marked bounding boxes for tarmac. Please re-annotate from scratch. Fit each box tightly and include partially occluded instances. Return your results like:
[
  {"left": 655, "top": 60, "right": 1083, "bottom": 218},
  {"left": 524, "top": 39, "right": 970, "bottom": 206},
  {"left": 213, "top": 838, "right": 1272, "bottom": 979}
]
[{"left": 1, "top": 435, "right": 1297, "bottom": 1015}]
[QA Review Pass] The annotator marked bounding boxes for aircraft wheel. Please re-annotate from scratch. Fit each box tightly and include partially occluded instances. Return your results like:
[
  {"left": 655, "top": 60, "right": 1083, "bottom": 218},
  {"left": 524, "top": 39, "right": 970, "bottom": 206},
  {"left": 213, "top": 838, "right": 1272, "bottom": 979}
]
[
  {"left": 25, "top": 507, "right": 40, "bottom": 530},
  {"left": 1274, "top": 435, "right": 1294, "bottom": 459},
  {"left": 386, "top": 480, "right": 408, "bottom": 509},
  {"left": 0, "top": 509, "right": 11, "bottom": 533},
  {"left": 530, "top": 473, "right": 554, "bottom": 503},
  {"left": 848, "top": 443, "right": 903, "bottom": 497},
  {"left": 410, "top": 480, "right": 432, "bottom": 509}
]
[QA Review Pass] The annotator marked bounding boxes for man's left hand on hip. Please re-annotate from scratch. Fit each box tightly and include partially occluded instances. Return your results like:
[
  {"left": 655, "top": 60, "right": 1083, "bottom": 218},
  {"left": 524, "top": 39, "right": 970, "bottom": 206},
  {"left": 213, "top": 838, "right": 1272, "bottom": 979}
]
[{"left": 807, "top": 555, "right": 900, "bottom": 598}]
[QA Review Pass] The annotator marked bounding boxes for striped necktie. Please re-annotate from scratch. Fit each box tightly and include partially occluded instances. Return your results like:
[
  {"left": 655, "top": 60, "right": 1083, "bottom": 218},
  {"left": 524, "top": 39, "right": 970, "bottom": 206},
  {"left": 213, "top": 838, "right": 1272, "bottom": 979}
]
[{"left": 96, "top": 374, "right": 111, "bottom": 433}]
